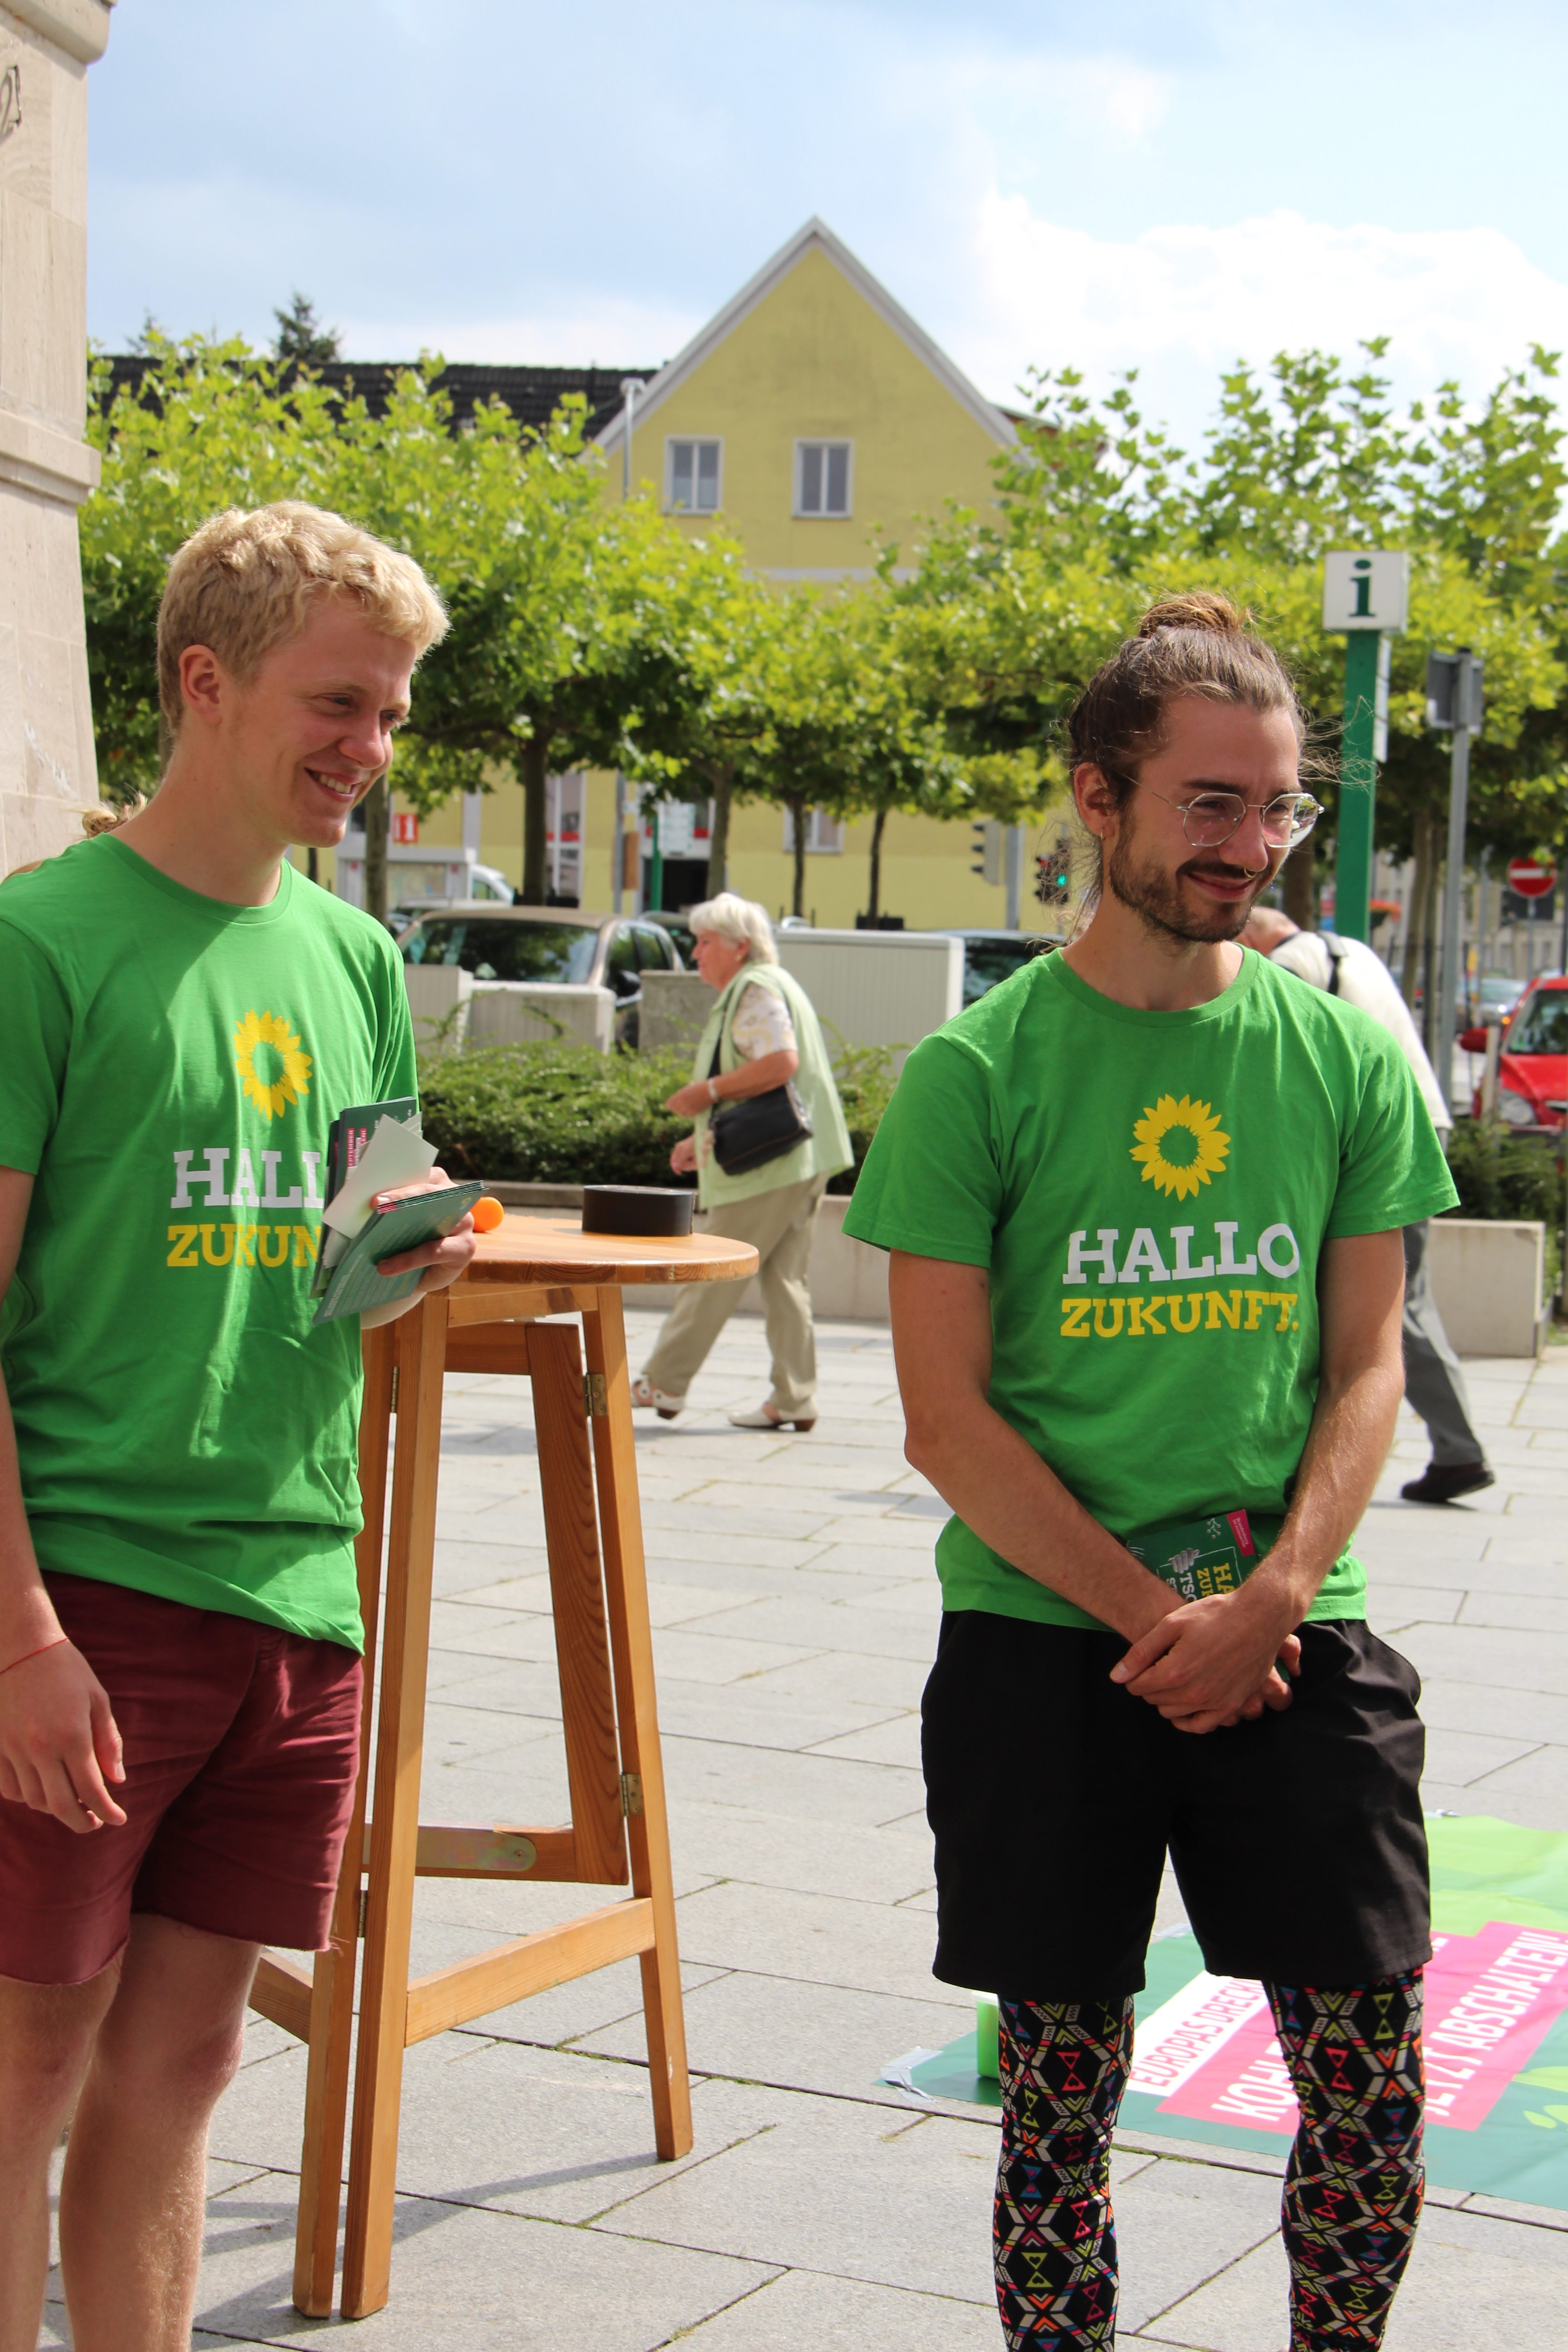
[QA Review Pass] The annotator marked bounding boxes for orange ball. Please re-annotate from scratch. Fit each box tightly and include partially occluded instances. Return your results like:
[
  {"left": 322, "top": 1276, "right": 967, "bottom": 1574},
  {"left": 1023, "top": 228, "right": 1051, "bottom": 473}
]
[{"left": 471, "top": 1196, "right": 505, "bottom": 1234}]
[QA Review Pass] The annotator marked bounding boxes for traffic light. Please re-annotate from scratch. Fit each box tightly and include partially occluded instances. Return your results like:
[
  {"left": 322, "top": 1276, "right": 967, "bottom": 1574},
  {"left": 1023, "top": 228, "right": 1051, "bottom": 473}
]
[
  {"left": 970, "top": 819, "right": 1002, "bottom": 887},
  {"left": 1036, "top": 828, "right": 1073, "bottom": 910}
]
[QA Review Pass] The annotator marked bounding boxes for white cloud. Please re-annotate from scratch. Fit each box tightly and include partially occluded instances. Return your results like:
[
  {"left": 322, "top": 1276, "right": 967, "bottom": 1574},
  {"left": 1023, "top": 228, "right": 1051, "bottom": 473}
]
[{"left": 954, "top": 197, "right": 1568, "bottom": 432}]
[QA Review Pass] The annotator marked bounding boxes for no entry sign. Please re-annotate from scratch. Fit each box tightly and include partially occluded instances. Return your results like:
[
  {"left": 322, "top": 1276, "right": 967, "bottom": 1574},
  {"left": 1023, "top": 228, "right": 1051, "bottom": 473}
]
[{"left": 1509, "top": 859, "right": 1557, "bottom": 899}]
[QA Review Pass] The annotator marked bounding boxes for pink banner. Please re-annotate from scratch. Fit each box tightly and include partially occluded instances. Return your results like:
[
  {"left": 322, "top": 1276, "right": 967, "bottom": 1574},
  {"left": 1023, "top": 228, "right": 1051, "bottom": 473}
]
[
  {"left": 1425, "top": 1922, "right": 1568, "bottom": 2130},
  {"left": 1132, "top": 1921, "right": 1568, "bottom": 2137}
]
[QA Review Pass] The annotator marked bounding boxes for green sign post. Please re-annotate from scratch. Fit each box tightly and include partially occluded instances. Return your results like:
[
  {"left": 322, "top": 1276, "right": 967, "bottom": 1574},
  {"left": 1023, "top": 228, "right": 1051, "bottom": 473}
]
[{"left": 1322, "top": 552, "right": 1409, "bottom": 942}]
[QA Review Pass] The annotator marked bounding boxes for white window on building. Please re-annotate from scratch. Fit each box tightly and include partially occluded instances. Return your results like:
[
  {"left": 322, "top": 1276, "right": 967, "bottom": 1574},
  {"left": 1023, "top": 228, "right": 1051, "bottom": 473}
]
[
  {"left": 795, "top": 440, "right": 853, "bottom": 518},
  {"left": 782, "top": 805, "right": 845, "bottom": 855},
  {"left": 667, "top": 438, "right": 722, "bottom": 513}
]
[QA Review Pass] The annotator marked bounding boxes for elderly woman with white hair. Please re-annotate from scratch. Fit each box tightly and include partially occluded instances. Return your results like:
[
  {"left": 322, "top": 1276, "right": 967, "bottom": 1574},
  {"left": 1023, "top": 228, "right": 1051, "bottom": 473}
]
[{"left": 633, "top": 893, "right": 853, "bottom": 1431}]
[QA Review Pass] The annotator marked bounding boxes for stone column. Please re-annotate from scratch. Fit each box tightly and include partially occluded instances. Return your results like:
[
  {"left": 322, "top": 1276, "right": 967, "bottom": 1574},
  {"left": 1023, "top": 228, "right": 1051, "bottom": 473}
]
[{"left": 0, "top": 0, "right": 115, "bottom": 874}]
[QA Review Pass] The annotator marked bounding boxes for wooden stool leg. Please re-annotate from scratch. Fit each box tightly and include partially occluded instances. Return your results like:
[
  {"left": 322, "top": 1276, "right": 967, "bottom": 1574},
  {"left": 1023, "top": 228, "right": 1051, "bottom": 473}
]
[
  {"left": 583, "top": 1289, "right": 693, "bottom": 2160},
  {"left": 341, "top": 1294, "right": 449, "bottom": 2318},
  {"left": 529, "top": 1320, "right": 626, "bottom": 1886},
  {"left": 292, "top": 1325, "right": 395, "bottom": 2314}
]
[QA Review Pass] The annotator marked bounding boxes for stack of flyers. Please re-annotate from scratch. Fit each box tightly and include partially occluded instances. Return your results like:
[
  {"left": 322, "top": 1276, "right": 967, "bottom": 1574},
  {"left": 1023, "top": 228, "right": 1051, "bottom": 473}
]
[
  {"left": 312, "top": 1179, "right": 485, "bottom": 1325},
  {"left": 311, "top": 1098, "right": 427, "bottom": 1296}
]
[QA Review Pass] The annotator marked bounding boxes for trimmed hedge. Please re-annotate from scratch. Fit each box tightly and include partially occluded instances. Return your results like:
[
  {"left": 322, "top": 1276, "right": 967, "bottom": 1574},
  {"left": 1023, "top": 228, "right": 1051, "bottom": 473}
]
[
  {"left": 419, "top": 1038, "right": 897, "bottom": 1192},
  {"left": 1443, "top": 1118, "right": 1563, "bottom": 1226}
]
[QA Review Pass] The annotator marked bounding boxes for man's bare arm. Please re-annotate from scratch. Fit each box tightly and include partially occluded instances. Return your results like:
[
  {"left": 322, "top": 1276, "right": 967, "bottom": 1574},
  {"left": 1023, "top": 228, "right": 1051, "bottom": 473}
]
[
  {"left": 1113, "top": 1227, "right": 1406, "bottom": 1730},
  {"left": 889, "top": 1250, "right": 1294, "bottom": 1718},
  {"left": 0, "top": 1166, "right": 127, "bottom": 1831}
]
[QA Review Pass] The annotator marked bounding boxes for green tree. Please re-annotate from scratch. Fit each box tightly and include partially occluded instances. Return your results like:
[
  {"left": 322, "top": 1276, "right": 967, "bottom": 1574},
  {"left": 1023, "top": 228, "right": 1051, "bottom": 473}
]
[
  {"left": 82, "top": 340, "right": 691, "bottom": 908},
  {"left": 899, "top": 342, "right": 1568, "bottom": 952},
  {"left": 363, "top": 393, "right": 713, "bottom": 905},
  {"left": 611, "top": 527, "right": 789, "bottom": 901},
  {"left": 272, "top": 292, "right": 341, "bottom": 366},
  {"left": 83, "top": 333, "right": 345, "bottom": 802}
]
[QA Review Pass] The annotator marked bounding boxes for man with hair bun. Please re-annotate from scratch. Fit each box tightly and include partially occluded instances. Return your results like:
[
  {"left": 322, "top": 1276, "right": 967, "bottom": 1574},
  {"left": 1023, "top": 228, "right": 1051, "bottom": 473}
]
[
  {"left": 847, "top": 592, "right": 1454, "bottom": 2350},
  {"left": 0, "top": 502, "right": 478, "bottom": 2347}
]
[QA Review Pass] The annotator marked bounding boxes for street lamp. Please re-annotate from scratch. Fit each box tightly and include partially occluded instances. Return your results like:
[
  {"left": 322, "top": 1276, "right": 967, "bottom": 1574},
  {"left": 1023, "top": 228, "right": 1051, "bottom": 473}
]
[{"left": 1425, "top": 649, "right": 1485, "bottom": 1113}]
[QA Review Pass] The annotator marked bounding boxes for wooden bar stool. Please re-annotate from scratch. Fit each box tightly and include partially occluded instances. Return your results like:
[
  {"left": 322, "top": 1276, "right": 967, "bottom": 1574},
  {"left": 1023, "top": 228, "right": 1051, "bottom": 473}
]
[{"left": 246, "top": 1214, "right": 758, "bottom": 2318}]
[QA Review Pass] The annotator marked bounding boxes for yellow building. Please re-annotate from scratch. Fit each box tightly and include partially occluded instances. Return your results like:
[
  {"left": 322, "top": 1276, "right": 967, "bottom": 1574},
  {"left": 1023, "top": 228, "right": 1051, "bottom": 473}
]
[{"left": 399, "top": 219, "right": 1034, "bottom": 930}]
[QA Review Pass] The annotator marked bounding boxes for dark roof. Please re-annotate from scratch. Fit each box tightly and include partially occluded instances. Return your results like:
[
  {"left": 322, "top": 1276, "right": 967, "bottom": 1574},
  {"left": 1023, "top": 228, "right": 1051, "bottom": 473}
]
[{"left": 99, "top": 357, "right": 656, "bottom": 441}]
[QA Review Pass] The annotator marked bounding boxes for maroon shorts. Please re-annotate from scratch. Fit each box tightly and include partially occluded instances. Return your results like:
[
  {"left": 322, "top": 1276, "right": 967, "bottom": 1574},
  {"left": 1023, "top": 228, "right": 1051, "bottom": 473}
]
[{"left": 0, "top": 1572, "right": 363, "bottom": 1985}]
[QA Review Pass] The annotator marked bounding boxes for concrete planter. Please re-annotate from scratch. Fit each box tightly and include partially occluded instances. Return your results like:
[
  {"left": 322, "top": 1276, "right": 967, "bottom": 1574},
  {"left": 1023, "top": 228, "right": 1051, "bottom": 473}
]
[
  {"left": 638, "top": 936, "right": 965, "bottom": 1069},
  {"left": 403, "top": 965, "right": 614, "bottom": 1054},
  {"left": 486, "top": 1184, "right": 888, "bottom": 1320},
  {"left": 1428, "top": 1217, "right": 1547, "bottom": 1358},
  {"left": 639, "top": 970, "right": 716, "bottom": 1055}
]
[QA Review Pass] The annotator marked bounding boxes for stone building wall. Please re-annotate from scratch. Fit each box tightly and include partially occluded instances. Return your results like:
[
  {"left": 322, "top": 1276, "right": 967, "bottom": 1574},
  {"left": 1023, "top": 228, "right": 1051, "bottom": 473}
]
[{"left": 0, "top": 0, "right": 113, "bottom": 874}]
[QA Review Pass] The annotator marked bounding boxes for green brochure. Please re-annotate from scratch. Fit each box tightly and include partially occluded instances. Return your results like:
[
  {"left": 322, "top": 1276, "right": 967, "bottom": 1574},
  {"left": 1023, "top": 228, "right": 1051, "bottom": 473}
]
[
  {"left": 311, "top": 1181, "right": 485, "bottom": 1326},
  {"left": 1122, "top": 1508, "right": 1259, "bottom": 1602}
]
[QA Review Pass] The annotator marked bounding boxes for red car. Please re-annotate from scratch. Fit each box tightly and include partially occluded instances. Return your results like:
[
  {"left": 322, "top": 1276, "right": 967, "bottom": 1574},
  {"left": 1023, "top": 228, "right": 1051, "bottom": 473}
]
[{"left": 1461, "top": 975, "right": 1568, "bottom": 1131}]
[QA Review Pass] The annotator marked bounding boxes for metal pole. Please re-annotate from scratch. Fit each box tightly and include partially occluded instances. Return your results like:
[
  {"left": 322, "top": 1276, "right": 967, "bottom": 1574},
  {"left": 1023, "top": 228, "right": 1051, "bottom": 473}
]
[
  {"left": 1437, "top": 654, "right": 1473, "bottom": 1117},
  {"left": 1004, "top": 823, "right": 1023, "bottom": 931},
  {"left": 611, "top": 381, "right": 639, "bottom": 914},
  {"left": 1335, "top": 631, "right": 1381, "bottom": 941}
]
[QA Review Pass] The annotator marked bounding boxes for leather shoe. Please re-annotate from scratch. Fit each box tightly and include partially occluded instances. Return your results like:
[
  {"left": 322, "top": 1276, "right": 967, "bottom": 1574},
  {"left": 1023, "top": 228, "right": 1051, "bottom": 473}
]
[
  {"left": 728, "top": 1403, "right": 817, "bottom": 1434},
  {"left": 630, "top": 1377, "right": 684, "bottom": 1421},
  {"left": 1401, "top": 1462, "right": 1495, "bottom": 1504}
]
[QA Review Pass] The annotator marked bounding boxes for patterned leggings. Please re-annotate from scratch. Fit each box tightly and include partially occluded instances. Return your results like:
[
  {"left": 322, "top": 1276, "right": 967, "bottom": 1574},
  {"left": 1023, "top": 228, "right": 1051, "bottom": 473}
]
[{"left": 995, "top": 1973, "right": 1424, "bottom": 2350}]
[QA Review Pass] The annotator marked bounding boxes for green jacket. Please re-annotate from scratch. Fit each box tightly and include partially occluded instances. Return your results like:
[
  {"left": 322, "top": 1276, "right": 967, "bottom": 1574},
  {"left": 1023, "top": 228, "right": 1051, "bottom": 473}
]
[{"left": 691, "top": 962, "right": 854, "bottom": 1209}]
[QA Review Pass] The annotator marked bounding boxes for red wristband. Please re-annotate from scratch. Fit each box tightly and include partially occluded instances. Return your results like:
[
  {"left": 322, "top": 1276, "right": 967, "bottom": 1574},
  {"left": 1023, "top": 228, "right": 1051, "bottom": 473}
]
[{"left": 0, "top": 1634, "right": 69, "bottom": 1679}]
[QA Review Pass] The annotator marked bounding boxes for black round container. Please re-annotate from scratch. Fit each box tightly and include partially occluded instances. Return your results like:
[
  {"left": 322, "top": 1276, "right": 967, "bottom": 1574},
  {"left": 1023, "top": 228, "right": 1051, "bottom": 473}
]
[{"left": 580, "top": 1186, "right": 695, "bottom": 1238}]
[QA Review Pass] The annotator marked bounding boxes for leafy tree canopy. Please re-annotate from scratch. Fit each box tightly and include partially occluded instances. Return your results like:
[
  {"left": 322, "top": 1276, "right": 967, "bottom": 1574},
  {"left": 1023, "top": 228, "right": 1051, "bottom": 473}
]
[
  {"left": 78, "top": 325, "right": 1568, "bottom": 931},
  {"left": 918, "top": 342, "right": 1568, "bottom": 872}
]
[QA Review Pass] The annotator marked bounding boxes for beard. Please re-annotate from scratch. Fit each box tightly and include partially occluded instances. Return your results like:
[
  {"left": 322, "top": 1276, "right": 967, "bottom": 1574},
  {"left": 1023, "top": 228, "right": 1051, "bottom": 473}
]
[{"left": 1105, "top": 828, "right": 1271, "bottom": 945}]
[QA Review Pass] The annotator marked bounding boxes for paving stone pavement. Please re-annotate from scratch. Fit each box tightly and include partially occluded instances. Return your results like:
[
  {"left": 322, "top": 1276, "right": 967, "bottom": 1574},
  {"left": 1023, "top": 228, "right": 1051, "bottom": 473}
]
[{"left": 40, "top": 1316, "right": 1568, "bottom": 2349}]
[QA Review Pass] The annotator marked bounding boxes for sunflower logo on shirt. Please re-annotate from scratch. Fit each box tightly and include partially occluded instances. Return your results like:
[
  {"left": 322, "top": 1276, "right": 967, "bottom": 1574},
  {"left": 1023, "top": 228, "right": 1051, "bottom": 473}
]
[
  {"left": 234, "top": 1009, "right": 312, "bottom": 1121},
  {"left": 1130, "top": 1095, "right": 1229, "bottom": 1199}
]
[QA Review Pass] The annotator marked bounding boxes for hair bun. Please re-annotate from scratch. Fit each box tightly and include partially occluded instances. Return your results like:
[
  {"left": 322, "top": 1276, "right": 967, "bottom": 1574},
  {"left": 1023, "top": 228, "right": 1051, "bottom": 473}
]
[{"left": 1137, "top": 591, "right": 1248, "bottom": 640}]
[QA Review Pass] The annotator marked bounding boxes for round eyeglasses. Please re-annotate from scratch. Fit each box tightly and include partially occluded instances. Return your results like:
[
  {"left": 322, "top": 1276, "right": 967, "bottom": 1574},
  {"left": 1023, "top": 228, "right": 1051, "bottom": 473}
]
[{"left": 1138, "top": 784, "right": 1323, "bottom": 851}]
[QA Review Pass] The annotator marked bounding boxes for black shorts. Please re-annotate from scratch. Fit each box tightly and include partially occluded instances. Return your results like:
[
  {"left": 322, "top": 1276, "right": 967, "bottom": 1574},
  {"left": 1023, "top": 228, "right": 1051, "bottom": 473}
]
[{"left": 922, "top": 1611, "right": 1431, "bottom": 2003}]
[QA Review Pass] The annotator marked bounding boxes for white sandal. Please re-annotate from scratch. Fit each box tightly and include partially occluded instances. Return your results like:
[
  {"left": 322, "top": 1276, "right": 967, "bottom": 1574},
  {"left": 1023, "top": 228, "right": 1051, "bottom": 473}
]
[{"left": 631, "top": 1377, "right": 685, "bottom": 1421}]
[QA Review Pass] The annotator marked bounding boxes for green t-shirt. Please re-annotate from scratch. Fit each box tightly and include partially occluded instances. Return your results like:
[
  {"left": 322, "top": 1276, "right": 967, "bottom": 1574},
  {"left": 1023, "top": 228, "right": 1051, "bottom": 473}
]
[
  {"left": 0, "top": 836, "right": 418, "bottom": 1650},
  {"left": 843, "top": 948, "right": 1458, "bottom": 1630}
]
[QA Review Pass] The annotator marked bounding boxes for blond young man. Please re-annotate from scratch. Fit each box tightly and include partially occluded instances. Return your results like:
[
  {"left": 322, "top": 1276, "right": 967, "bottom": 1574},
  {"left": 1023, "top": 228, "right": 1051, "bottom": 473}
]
[{"left": 0, "top": 504, "right": 475, "bottom": 2352}]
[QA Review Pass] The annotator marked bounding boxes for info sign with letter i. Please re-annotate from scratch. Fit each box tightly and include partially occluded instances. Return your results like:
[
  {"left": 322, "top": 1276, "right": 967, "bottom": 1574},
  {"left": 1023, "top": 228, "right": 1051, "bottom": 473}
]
[{"left": 1322, "top": 551, "right": 1409, "bottom": 942}]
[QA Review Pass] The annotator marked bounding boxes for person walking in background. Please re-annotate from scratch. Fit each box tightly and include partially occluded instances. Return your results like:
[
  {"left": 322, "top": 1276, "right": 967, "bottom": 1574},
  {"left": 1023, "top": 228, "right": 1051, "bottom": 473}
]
[
  {"left": 632, "top": 893, "right": 852, "bottom": 1432},
  {"left": 1241, "top": 904, "right": 1494, "bottom": 1505}
]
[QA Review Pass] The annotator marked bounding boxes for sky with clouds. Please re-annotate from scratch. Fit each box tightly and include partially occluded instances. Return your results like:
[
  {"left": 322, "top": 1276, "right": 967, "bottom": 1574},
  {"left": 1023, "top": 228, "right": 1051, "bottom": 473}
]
[{"left": 88, "top": 0, "right": 1568, "bottom": 452}]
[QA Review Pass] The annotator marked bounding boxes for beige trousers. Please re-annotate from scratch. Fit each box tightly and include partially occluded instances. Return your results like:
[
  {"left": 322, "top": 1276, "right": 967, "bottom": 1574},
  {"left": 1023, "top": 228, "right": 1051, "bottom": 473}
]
[{"left": 642, "top": 1174, "right": 828, "bottom": 1418}]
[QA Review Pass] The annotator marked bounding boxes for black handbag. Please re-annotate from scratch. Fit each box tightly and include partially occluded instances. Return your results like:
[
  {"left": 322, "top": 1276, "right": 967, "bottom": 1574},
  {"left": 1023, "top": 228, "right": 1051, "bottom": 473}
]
[{"left": 705, "top": 1010, "right": 813, "bottom": 1176}]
